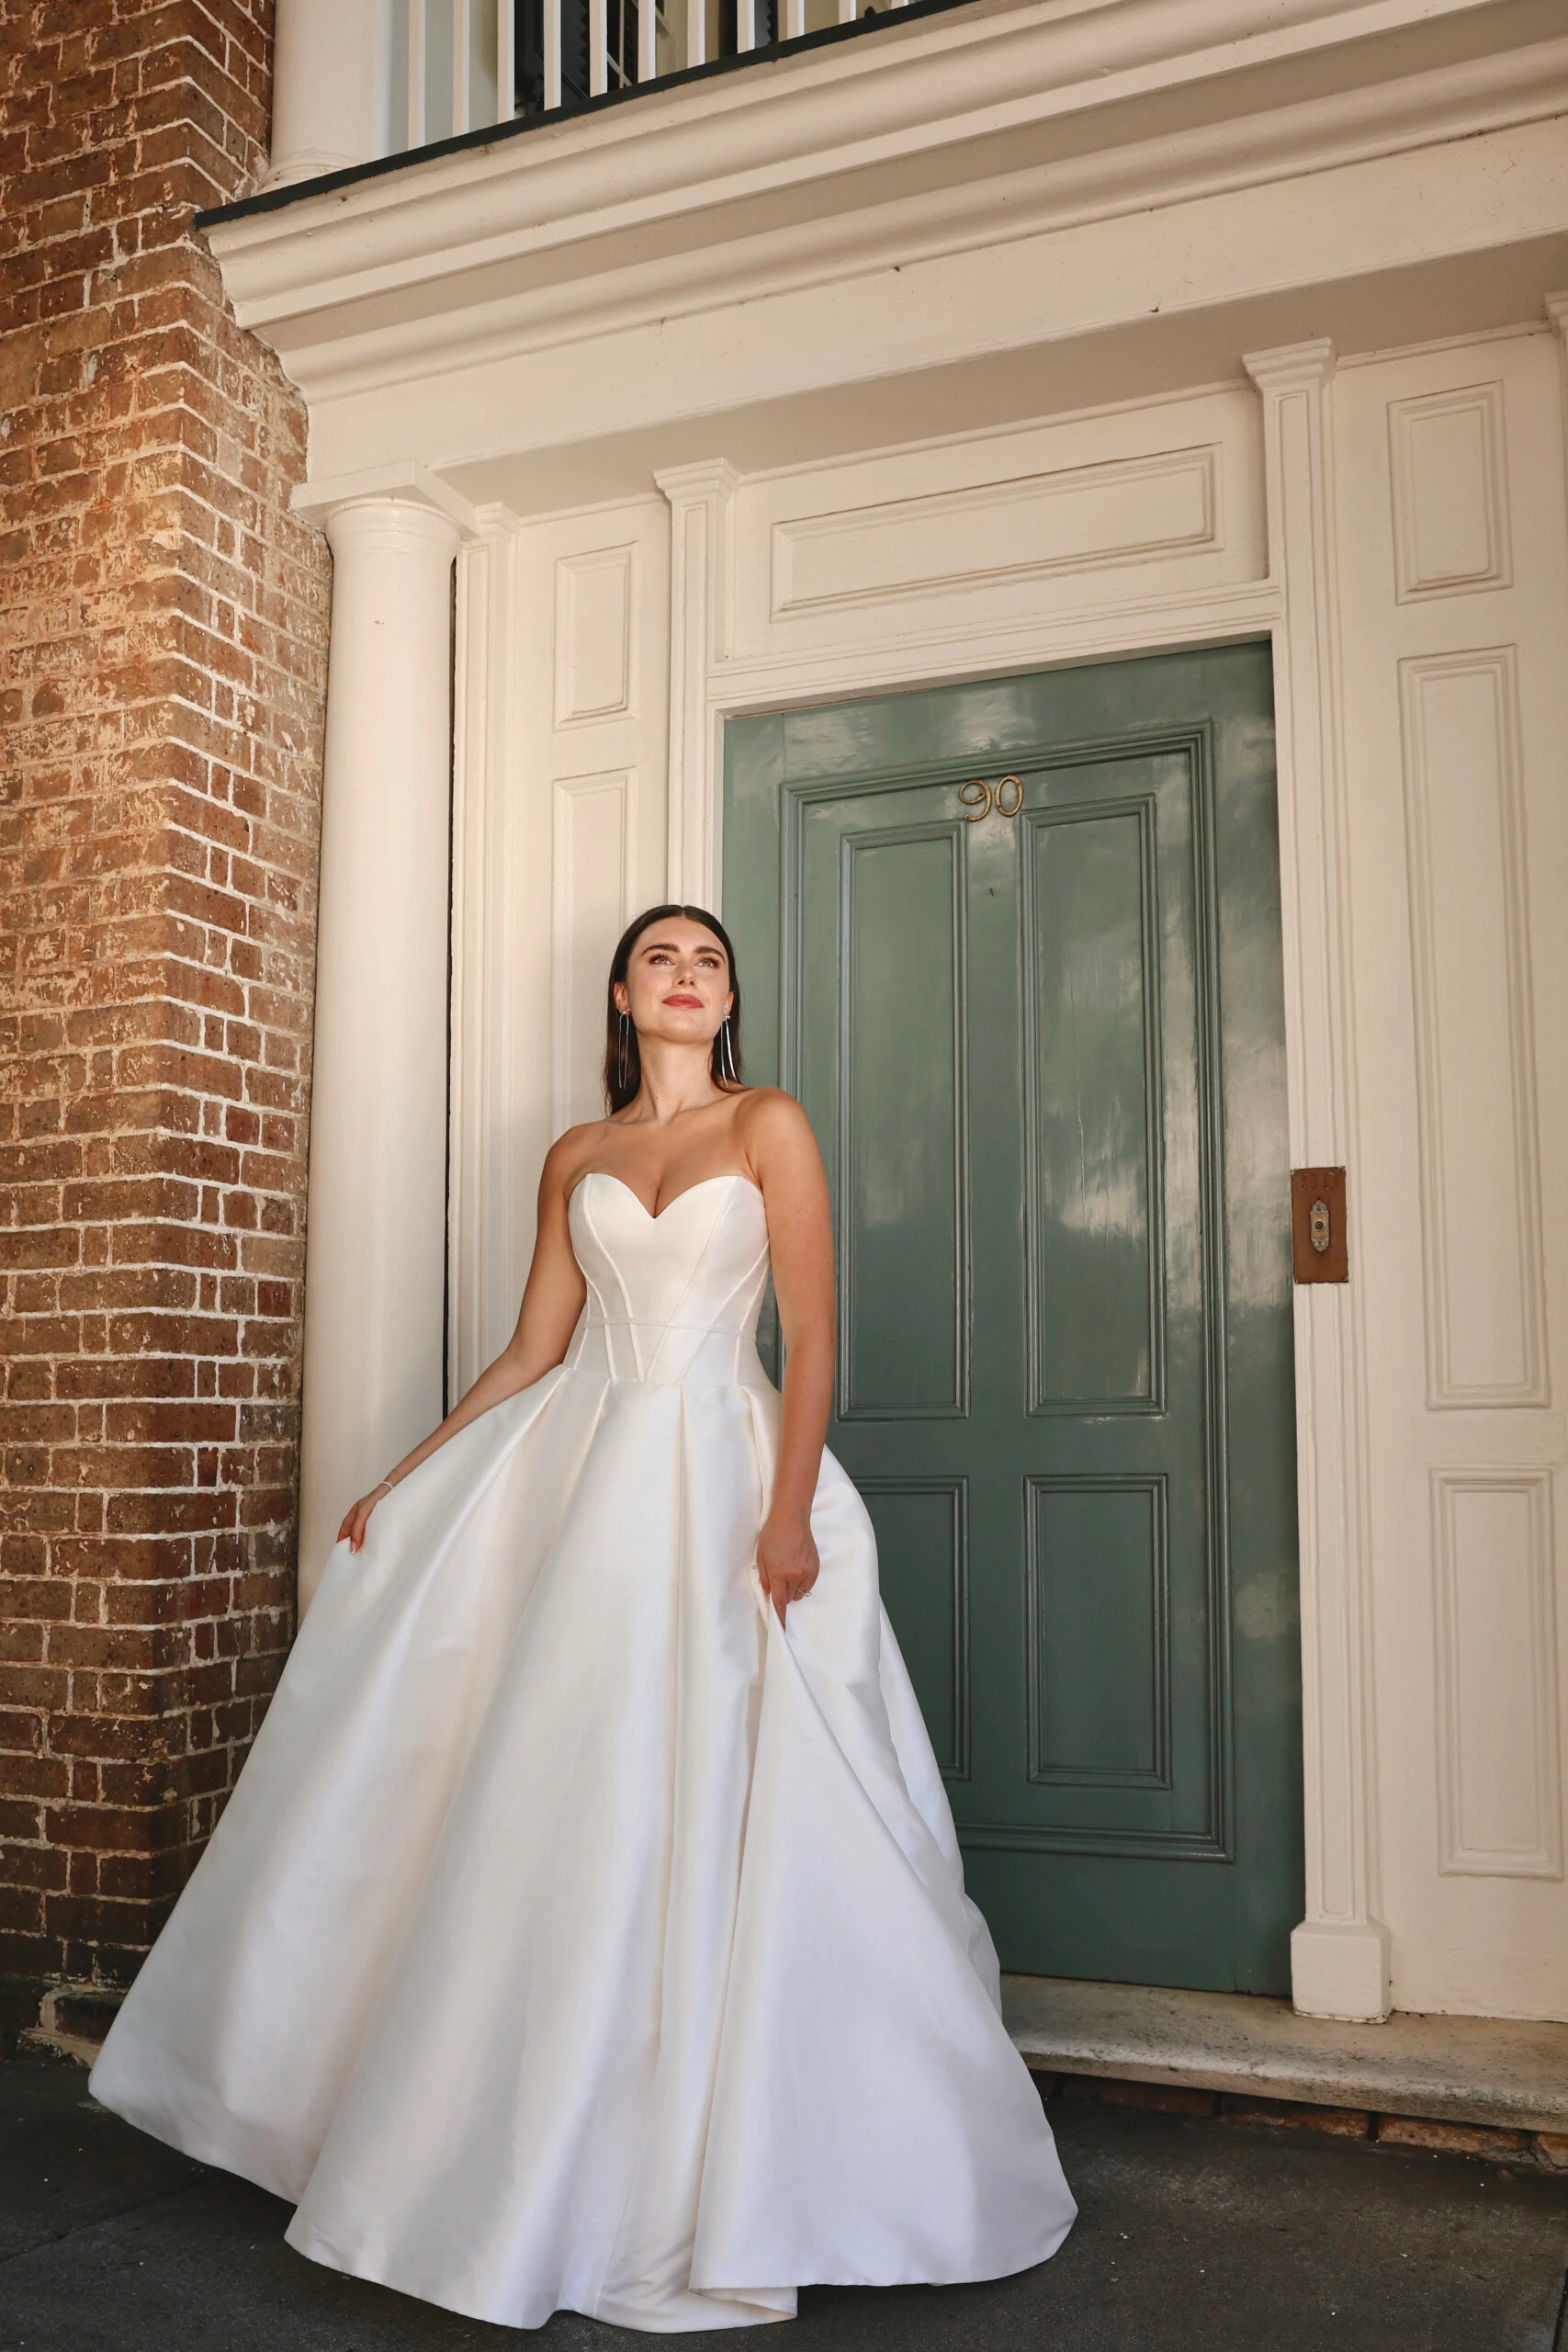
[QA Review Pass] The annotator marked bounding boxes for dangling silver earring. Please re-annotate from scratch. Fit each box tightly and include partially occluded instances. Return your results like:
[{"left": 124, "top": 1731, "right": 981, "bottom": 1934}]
[
  {"left": 617, "top": 1009, "right": 632, "bottom": 1092},
  {"left": 719, "top": 1014, "right": 738, "bottom": 1085}
]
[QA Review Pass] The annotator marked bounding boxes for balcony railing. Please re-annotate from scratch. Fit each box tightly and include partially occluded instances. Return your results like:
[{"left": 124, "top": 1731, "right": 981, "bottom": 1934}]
[{"left": 393, "top": 0, "right": 914, "bottom": 152}]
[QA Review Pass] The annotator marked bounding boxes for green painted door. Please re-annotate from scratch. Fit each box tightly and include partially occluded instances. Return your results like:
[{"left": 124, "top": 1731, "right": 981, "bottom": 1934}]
[{"left": 725, "top": 646, "right": 1301, "bottom": 1993}]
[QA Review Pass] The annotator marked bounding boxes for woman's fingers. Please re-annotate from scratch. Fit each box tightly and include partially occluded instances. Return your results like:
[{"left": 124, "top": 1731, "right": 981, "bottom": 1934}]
[{"left": 342, "top": 1494, "right": 379, "bottom": 1555}]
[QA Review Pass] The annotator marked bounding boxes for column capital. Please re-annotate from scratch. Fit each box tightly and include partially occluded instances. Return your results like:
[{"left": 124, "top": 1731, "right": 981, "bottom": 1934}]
[
  {"left": 293, "top": 460, "right": 477, "bottom": 538},
  {"left": 323, "top": 498, "right": 463, "bottom": 569},
  {"left": 1243, "top": 338, "right": 1337, "bottom": 397},
  {"left": 654, "top": 458, "right": 742, "bottom": 506}
]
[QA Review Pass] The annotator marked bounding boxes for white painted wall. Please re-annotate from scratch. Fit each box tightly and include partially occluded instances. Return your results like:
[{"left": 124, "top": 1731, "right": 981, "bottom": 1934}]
[{"left": 1333, "top": 326, "right": 1568, "bottom": 2018}]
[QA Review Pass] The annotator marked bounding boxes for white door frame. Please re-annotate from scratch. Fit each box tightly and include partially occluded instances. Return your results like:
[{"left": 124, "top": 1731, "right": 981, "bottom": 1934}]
[{"left": 657, "top": 341, "right": 1392, "bottom": 2021}]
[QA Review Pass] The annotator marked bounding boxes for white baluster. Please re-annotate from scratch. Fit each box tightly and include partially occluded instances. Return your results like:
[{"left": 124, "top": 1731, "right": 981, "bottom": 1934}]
[
  {"left": 684, "top": 0, "right": 705, "bottom": 67},
  {"left": 837, "top": 0, "right": 856, "bottom": 20},
  {"left": 497, "top": 0, "right": 515, "bottom": 117},
  {"left": 545, "top": 0, "right": 562, "bottom": 106},
  {"left": 452, "top": 0, "right": 471, "bottom": 131},
  {"left": 589, "top": 0, "right": 607, "bottom": 92},
  {"left": 736, "top": 0, "right": 756, "bottom": 50},
  {"left": 408, "top": 0, "right": 427, "bottom": 143},
  {"left": 638, "top": 0, "right": 658, "bottom": 83},
  {"left": 784, "top": 0, "right": 805, "bottom": 34}
]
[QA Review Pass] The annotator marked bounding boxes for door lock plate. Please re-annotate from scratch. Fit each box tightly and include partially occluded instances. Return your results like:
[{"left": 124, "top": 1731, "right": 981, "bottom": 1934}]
[{"left": 1291, "top": 1167, "right": 1348, "bottom": 1283}]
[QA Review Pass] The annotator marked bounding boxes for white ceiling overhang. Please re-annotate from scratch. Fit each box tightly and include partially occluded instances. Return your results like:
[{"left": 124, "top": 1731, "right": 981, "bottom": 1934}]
[{"left": 200, "top": 0, "right": 1568, "bottom": 506}]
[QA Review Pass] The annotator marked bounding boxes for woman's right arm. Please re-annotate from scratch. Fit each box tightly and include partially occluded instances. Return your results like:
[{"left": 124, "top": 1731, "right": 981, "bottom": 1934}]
[{"left": 337, "top": 1137, "right": 590, "bottom": 1553}]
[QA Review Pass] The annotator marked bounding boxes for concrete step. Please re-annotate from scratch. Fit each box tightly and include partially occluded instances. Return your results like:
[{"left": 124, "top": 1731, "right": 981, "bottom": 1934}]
[{"left": 1003, "top": 1973, "right": 1568, "bottom": 2136}]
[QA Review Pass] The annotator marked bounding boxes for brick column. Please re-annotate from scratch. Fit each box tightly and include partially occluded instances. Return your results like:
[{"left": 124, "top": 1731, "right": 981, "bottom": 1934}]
[{"left": 0, "top": 5, "right": 332, "bottom": 2019}]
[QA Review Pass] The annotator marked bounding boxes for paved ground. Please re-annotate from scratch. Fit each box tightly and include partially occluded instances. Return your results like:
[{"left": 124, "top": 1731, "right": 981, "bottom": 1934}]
[{"left": 3, "top": 2064, "right": 1565, "bottom": 2351}]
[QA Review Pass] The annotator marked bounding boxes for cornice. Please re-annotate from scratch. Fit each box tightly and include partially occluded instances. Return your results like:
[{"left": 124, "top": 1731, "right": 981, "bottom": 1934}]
[{"left": 201, "top": 0, "right": 1568, "bottom": 409}]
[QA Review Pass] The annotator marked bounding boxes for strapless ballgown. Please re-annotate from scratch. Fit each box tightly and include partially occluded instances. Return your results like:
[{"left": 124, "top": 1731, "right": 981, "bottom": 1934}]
[{"left": 91, "top": 1173, "right": 1076, "bottom": 2332}]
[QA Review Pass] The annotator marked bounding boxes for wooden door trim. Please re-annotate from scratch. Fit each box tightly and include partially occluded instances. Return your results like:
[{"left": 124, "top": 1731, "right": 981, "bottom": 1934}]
[{"left": 662, "top": 359, "right": 1389, "bottom": 2017}]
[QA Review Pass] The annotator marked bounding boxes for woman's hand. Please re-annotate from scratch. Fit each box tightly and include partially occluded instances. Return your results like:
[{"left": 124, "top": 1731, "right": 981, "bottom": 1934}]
[
  {"left": 757, "top": 1508, "right": 819, "bottom": 1625},
  {"left": 337, "top": 1486, "right": 390, "bottom": 1556}
]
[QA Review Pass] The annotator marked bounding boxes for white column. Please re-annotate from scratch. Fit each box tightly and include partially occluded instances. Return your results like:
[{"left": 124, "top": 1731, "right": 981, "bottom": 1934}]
[
  {"left": 298, "top": 499, "right": 460, "bottom": 1610},
  {"left": 264, "top": 0, "right": 394, "bottom": 187},
  {"left": 1244, "top": 340, "right": 1391, "bottom": 2021}
]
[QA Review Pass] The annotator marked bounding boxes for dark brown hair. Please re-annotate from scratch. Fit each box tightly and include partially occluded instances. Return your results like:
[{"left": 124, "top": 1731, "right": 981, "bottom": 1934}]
[{"left": 604, "top": 904, "right": 744, "bottom": 1113}]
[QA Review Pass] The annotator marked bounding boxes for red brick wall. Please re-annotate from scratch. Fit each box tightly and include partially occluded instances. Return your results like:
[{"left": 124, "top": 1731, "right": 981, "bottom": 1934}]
[{"left": 0, "top": 0, "right": 331, "bottom": 2018}]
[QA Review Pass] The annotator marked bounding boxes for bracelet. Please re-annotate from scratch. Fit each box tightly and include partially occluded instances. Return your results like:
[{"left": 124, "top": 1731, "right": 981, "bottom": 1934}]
[{"left": 371, "top": 1477, "right": 395, "bottom": 1498}]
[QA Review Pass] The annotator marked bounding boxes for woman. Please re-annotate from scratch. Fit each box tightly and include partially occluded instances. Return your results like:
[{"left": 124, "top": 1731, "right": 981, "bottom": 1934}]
[{"left": 91, "top": 904, "right": 1076, "bottom": 2333}]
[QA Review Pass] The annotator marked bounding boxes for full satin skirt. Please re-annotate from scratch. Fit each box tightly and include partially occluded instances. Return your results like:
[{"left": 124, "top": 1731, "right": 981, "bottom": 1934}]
[{"left": 91, "top": 1352, "right": 1076, "bottom": 2329}]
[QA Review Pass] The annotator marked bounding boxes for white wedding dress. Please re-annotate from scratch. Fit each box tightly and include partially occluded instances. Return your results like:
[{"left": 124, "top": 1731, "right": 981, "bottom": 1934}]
[{"left": 91, "top": 1172, "right": 1076, "bottom": 2332}]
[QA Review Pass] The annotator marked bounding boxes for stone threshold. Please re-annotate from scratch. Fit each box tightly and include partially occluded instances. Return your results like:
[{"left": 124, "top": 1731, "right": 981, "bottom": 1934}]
[
  {"left": 17, "top": 1977, "right": 1568, "bottom": 2174},
  {"left": 1004, "top": 1974, "right": 1568, "bottom": 2168}
]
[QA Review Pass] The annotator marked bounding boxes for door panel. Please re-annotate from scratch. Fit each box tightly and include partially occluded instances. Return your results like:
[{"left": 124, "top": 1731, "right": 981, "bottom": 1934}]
[
  {"left": 837, "top": 828, "right": 965, "bottom": 1418},
  {"left": 725, "top": 646, "right": 1301, "bottom": 1993}
]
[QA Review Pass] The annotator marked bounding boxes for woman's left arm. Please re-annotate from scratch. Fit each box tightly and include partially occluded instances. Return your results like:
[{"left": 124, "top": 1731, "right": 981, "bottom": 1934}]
[{"left": 746, "top": 1092, "right": 837, "bottom": 1623}]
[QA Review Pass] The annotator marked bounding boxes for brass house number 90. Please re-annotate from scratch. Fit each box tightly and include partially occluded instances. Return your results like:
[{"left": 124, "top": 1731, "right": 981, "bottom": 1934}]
[{"left": 958, "top": 775, "right": 1024, "bottom": 821}]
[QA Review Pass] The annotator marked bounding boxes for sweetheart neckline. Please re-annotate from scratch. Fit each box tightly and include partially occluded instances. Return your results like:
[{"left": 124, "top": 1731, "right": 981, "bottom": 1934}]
[{"left": 569, "top": 1170, "right": 764, "bottom": 1224}]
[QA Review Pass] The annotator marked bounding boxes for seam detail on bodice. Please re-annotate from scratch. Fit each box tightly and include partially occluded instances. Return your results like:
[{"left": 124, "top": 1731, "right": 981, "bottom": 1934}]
[
  {"left": 578, "top": 1182, "right": 644, "bottom": 1376},
  {"left": 642, "top": 1185, "right": 732, "bottom": 1385}
]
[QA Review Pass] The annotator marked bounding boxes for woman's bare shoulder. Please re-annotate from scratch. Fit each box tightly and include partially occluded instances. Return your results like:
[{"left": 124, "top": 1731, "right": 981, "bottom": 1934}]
[
  {"left": 735, "top": 1087, "right": 819, "bottom": 1164},
  {"left": 541, "top": 1118, "right": 614, "bottom": 1199}
]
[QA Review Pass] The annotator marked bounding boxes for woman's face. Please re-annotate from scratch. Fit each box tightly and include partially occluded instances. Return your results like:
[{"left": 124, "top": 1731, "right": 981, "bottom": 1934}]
[{"left": 616, "top": 919, "right": 732, "bottom": 1054}]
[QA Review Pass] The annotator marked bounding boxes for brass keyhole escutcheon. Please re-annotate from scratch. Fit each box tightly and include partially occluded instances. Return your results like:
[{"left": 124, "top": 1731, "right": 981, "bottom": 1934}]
[
  {"left": 1292, "top": 1167, "right": 1348, "bottom": 1283},
  {"left": 958, "top": 775, "right": 1024, "bottom": 822}
]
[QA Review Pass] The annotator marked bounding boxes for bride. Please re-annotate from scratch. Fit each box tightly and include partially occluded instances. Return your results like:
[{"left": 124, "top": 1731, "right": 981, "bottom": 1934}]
[{"left": 91, "top": 903, "right": 1077, "bottom": 2333}]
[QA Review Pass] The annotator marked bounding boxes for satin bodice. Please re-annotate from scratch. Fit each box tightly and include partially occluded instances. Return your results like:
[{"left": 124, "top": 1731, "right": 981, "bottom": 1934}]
[{"left": 563, "top": 1172, "right": 773, "bottom": 1389}]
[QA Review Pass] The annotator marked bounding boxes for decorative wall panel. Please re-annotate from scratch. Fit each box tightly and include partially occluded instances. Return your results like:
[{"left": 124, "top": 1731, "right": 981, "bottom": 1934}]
[
  {"left": 772, "top": 447, "right": 1220, "bottom": 619},
  {"left": 1399, "top": 648, "right": 1547, "bottom": 1406},
  {"left": 1388, "top": 381, "right": 1511, "bottom": 605},
  {"left": 554, "top": 545, "right": 636, "bottom": 727},
  {"left": 1433, "top": 1471, "right": 1562, "bottom": 1879}
]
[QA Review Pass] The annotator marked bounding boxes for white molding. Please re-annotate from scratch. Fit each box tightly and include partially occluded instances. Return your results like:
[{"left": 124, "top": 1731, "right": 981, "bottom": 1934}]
[
  {"left": 660, "top": 392, "right": 1388, "bottom": 2014},
  {"left": 1397, "top": 645, "right": 1549, "bottom": 1409},
  {"left": 448, "top": 511, "right": 524, "bottom": 1401},
  {"left": 710, "top": 578, "right": 1282, "bottom": 711},
  {"left": 1243, "top": 337, "right": 1389, "bottom": 2020},
  {"left": 549, "top": 765, "right": 638, "bottom": 1131},
  {"left": 658, "top": 460, "right": 739, "bottom": 902},
  {"left": 1548, "top": 290, "right": 1568, "bottom": 466},
  {"left": 1432, "top": 1469, "right": 1563, "bottom": 1882},
  {"left": 768, "top": 444, "right": 1222, "bottom": 618}
]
